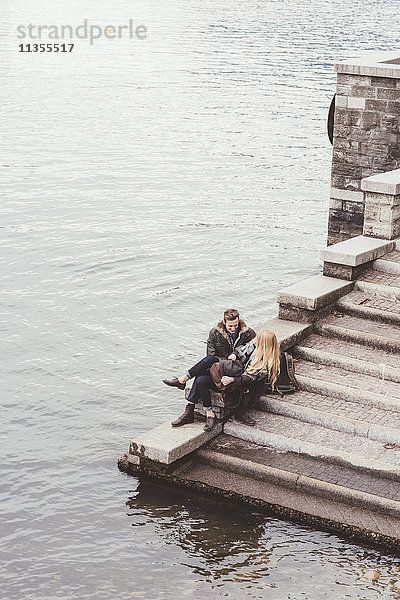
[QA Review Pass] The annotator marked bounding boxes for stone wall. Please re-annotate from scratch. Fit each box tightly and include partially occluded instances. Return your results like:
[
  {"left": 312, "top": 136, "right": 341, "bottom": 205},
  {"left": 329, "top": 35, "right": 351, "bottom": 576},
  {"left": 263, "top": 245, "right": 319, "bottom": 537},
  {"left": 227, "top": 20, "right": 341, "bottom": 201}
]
[
  {"left": 328, "top": 53, "right": 400, "bottom": 245},
  {"left": 362, "top": 168, "right": 400, "bottom": 240}
]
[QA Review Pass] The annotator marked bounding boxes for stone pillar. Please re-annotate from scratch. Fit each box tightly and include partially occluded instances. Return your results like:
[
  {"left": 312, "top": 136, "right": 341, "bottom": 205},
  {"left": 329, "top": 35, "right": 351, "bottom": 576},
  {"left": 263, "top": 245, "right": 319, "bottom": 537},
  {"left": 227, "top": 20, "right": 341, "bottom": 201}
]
[
  {"left": 362, "top": 168, "right": 400, "bottom": 240},
  {"left": 328, "top": 52, "right": 400, "bottom": 245}
]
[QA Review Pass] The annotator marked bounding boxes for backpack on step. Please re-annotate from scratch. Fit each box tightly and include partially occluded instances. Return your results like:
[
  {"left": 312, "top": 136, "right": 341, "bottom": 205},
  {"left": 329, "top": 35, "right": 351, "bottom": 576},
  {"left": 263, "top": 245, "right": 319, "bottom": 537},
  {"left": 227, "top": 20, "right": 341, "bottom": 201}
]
[{"left": 265, "top": 352, "right": 299, "bottom": 396}]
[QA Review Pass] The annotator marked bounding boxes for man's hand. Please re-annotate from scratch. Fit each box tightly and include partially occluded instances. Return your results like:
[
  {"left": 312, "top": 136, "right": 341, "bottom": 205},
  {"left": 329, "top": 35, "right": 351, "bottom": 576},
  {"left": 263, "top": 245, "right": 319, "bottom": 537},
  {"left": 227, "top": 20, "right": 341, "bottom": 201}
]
[
  {"left": 227, "top": 353, "right": 236, "bottom": 360},
  {"left": 221, "top": 375, "right": 235, "bottom": 386}
]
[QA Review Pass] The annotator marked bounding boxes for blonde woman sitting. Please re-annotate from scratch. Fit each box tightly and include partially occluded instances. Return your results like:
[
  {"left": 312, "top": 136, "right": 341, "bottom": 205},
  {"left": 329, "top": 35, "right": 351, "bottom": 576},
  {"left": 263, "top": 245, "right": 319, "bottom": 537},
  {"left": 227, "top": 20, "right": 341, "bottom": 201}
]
[{"left": 221, "top": 330, "right": 280, "bottom": 426}]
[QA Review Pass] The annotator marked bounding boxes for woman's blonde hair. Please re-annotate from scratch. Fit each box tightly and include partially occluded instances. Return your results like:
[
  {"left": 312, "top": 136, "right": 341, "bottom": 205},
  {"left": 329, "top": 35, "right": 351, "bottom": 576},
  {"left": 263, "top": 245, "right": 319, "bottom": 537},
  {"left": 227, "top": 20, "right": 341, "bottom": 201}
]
[{"left": 245, "top": 329, "right": 280, "bottom": 388}]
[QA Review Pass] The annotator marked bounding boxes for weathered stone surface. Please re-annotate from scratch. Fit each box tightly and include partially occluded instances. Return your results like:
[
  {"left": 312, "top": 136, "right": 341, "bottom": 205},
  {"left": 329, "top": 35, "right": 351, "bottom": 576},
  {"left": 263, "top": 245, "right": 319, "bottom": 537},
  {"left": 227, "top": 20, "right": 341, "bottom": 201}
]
[
  {"left": 278, "top": 303, "right": 333, "bottom": 324},
  {"left": 314, "top": 313, "right": 400, "bottom": 352},
  {"left": 388, "top": 101, "right": 400, "bottom": 114},
  {"left": 260, "top": 392, "right": 398, "bottom": 445},
  {"left": 335, "top": 51, "right": 400, "bottom": 79},
  {"left": 197, "top": 448, "right": 400, "bottom": 517},
  {"left": 294, "top": 334, "right": 400, "bottom": 382},
  {"left": 277, "top": 275, "right": 353, "bottom": 312},
  {"left": 378, "top": 87, "right": 400, "bottom": 100},
  {"left": 351, "top": 86, "right": 376, "bottom": 99},
  {"left": 323, "top": 261, "right": 370, "bottom": 281},
  {"left": 374, "top": 251, "right": 400, "bottom": 274},
  {"left": 321, "top": 234, "right": 394, "bottom": 267},
  {"left": 128, "top": 420, "right": 222, "bottom": 465},
  {"left": 357, "top": 267, "right": 400, "bottom": 295},
  {"left": 224, "top": 412, "right": 400, "bottom": 478},
  {"left": 335, "top": 94, "right": 347, "bottom": 108},
  {"left": 343, "top": 200, "right": 364, "bottom": 214},
  {"left": 336, "top": 290, "right": 400, "bottom": 325},
  {"left": 166, "top": 455, "right": 400, "bottom": 549},
  {"left": 329, "top": 198, "right": 343, "bottom": 211},
  {"left": 339, "top": 221, "right": 364, "bottom": 237},
  {"left": 294, "top": 360, "right": 400, "bottom": 414},
  {"left": 361, "top": 168, "right": 400, "bottom": 195},
  {"left": 205, "top": 435, "right": 400, "bottom": 502},
  {"left": 255, "top": 316, "right": 312, "bottom": 351},
  {"left": 363, "top": 177, "right": 400, "bottom": 239},
  {"left": 337, "top": 73, "right": 372, "bottom": 86},
  {"left": 365, "top": 98, "right": 389, "bottom": 111},
  {"left": 371, "top": 76, "right": 398, "bottom": 88},
  {"left": 330, "top": 187, "right": 364, "bottom": 202},
  {"left": 348, "top": 96, "right": 366, "bottom": 110}
]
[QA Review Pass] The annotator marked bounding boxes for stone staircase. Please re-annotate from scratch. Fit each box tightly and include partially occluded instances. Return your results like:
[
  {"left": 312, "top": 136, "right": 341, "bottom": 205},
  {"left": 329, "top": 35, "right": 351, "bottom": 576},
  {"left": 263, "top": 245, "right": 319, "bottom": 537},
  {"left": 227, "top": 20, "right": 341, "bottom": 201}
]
[
  {"left": 178, "top": 242, "right": 400, "bottom": 545},
  {"left": 120, "top": 237, "right": 400, "bottom": 550}
]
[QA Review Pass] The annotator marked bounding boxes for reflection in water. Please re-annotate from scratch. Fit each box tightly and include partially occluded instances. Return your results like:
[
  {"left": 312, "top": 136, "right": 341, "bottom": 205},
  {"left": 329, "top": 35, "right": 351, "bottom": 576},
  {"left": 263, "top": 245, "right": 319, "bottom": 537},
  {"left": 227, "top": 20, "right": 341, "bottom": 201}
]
[
  {"left": 127, "top": 480, "right": 400, "bottom": 597},
  {"left": 128, "top": 480, "right": 268, "bottom": 579}
]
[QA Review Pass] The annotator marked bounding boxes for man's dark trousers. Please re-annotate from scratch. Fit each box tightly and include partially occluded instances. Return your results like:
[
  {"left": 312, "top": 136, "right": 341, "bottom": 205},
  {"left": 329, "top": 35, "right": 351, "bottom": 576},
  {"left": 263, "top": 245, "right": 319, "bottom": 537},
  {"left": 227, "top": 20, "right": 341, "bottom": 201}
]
[{"left": 186, "top": 355, "right": 219, "bottom": 410}]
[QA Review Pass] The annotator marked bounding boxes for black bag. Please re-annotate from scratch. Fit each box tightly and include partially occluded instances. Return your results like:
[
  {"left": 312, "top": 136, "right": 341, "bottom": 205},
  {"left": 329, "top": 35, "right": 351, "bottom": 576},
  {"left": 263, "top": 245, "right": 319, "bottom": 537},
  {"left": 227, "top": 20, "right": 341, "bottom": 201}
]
[{"left": 265, "top": 352, "right": 299, "bottom": 396}]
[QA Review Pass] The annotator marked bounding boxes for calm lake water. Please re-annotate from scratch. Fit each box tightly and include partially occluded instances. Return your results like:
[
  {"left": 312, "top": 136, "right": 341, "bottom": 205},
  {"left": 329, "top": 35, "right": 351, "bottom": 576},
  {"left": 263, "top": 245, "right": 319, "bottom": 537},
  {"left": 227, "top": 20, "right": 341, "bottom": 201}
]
[{"left": 2, "top": 0, "right": 400, "bottom": 598}]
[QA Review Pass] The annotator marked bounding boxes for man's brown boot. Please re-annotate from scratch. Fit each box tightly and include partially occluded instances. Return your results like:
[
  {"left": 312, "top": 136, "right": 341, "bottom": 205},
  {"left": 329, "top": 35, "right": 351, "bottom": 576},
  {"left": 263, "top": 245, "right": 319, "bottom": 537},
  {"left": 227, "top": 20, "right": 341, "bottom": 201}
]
[
  {"left": 163, "top": 377, "right": 186, "bottom": 390},
  {"left": 171, "top": 404, "right": 195, "bottom": 427}
]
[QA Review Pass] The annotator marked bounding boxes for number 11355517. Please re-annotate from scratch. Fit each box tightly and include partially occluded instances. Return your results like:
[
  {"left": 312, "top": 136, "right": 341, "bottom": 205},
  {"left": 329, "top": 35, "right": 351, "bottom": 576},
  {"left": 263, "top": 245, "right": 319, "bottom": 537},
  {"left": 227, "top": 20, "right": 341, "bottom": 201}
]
[{"left": 19, "top": 43, "right": 74, "bottom": 52}]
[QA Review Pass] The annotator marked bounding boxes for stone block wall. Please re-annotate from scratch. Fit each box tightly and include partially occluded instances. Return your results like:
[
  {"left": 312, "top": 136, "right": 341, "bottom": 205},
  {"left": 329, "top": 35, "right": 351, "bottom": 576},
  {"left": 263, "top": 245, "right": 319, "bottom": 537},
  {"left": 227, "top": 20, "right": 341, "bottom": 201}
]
[
  {"left": 328, "top": 54, "right": 400, "bottom": 245},
  {"left": 363, "top": 190, "right": 400, "bottom": 239},
  {"left": 362, "top": 169, "right": 400, "bottom": 240}
]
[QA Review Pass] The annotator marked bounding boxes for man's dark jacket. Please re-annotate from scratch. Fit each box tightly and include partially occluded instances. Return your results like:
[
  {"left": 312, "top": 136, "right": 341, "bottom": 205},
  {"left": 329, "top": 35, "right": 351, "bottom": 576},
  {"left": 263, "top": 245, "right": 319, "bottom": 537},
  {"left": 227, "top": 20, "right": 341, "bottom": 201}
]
[{"left": 206, "top": 319, "right": 256, "bottom": 359}]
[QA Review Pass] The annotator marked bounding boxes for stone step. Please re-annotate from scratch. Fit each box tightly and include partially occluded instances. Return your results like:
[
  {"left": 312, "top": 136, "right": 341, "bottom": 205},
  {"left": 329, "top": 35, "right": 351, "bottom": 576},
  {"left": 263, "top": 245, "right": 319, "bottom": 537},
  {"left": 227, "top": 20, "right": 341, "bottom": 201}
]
[
  {"left": 204, "top": 435, "right": 400, "bottom": 502},
  {"left": 197, "top": 435, "right": 400, "bottom": 512},
  {"left": 257, "top": 389, "right": 400, "bottom": 445},
  {"left": 296, "top": 372, "right": 400, "bottom": 414},
  {"left": 321, "top": 236, "right": 394, "bottom": 274},
  {"left": 295, "top": 358, "right": 400, "bottom": 405},
  {"left": 336, "top": 290, "right": 400, "bottom": 325},
  {"left": 314, "top": 313, "right": 400, "bottom": 353},
  {"left": 223, "top": 411, "right": 400, "bottom": 479},
  {"left": 356, "top": 268, "right": 400, "bottom": 296},
  {"left": 127, "top": 418, "right": 222, "bottom": 465},
  {"left": 374, "top": 250, "right": 400, "bottom": 275},
  {"left": 294, "top": 336, "right": 400, "bottom": 383},
  {"left": 355, "top": 279, "right": 400, "bottom": 302},
  {"left": 173, "top": 448, "right": 400, "bottom": 541}
]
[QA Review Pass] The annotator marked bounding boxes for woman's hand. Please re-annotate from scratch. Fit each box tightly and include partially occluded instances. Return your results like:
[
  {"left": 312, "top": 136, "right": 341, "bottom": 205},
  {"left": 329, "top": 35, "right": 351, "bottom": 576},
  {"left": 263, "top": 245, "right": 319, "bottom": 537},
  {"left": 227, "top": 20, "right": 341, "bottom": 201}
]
[
  {"left": 221, "top": 375, "right": 234, "bottom": 386},
  {"left": 227, "top": 353, "right": 236, "bottom": 360}
]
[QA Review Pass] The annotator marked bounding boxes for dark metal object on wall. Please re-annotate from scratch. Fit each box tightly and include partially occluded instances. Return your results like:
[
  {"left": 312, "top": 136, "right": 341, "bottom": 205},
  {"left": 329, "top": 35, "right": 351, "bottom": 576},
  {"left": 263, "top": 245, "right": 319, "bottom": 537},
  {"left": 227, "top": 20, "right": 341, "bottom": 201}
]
[{"left": 327, "top": 94, "right": 335, "bottom": 145}]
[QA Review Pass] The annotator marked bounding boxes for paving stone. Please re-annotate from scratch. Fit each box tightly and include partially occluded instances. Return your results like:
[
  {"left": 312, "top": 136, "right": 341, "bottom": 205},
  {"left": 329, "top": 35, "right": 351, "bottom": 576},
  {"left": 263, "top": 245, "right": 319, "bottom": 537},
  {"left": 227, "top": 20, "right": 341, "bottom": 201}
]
[{"left": 359, "top": 269, "right": 400, "bottom": 287}]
